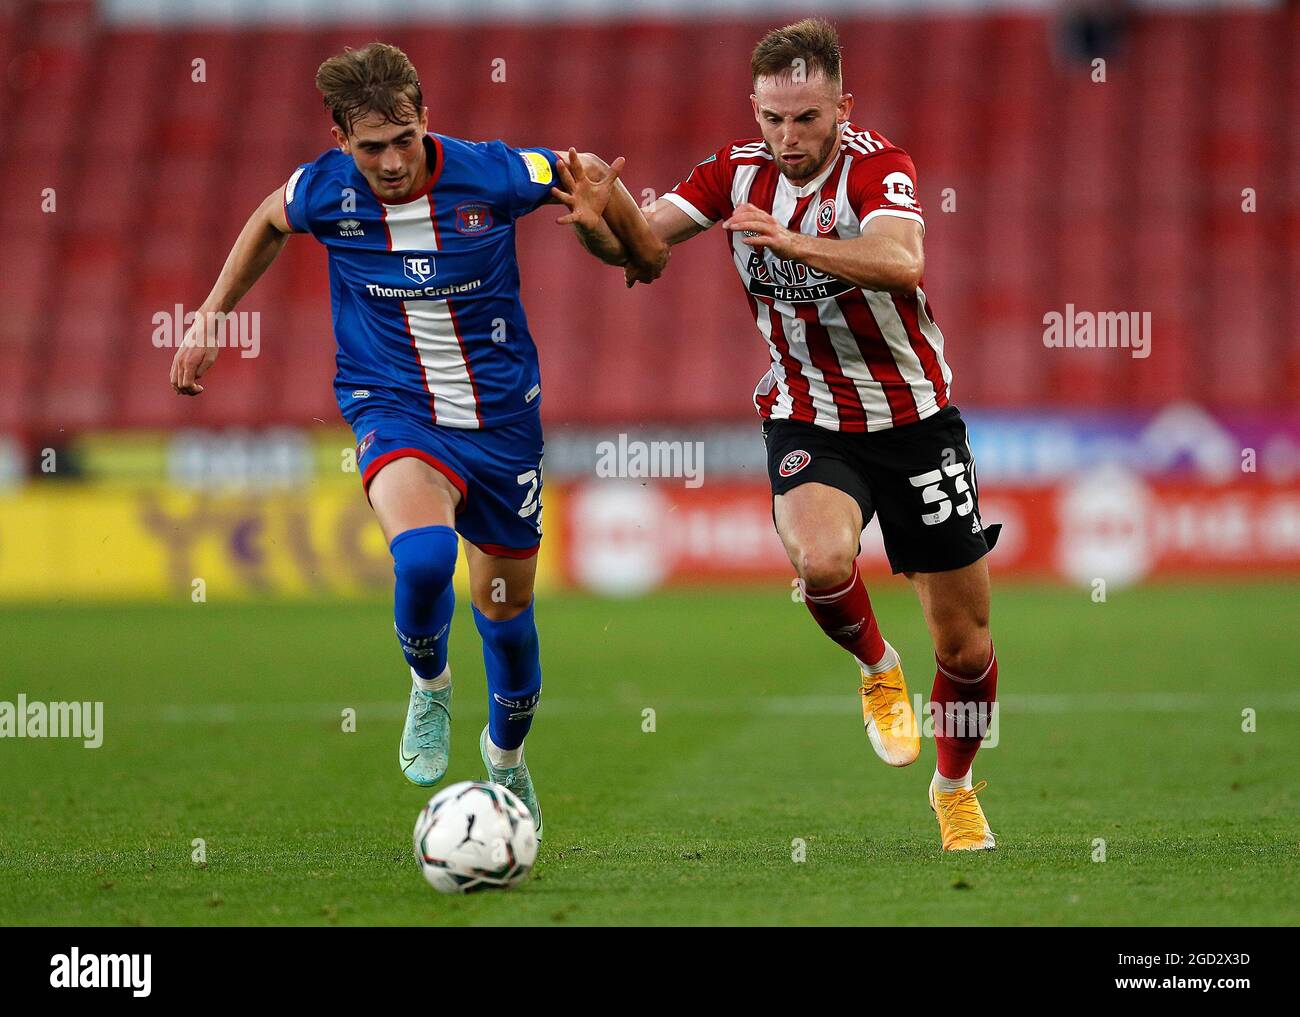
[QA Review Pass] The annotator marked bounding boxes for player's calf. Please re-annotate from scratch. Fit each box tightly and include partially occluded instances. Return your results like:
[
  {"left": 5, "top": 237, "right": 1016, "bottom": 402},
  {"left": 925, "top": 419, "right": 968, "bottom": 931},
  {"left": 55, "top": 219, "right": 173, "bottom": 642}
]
[
  {"left": 474, "top": 601, "right": 541, "bottom": 753},
  {"left": 392, "top": 525, "right": 458, "bottom": 786},
  {"left": 927, "top": 641, "right": 998, "bottom": 850},
  {"left": 474, "top": 601, "right": 543, "bottom": 836},
  {"left": 801, "top": 559, "right": 886, "bottom": 665},
  {"left": 392, "top": 525, "right": 458, "bottom": 672},
  {"left": 778, "top": 487, "right": 918, "bottom": 766},
  {"left": 801, "top": 562, "right": 919, "bottom": 767},
  {"left": 929, "top": 641, "right": 997, "bottom": 781}
]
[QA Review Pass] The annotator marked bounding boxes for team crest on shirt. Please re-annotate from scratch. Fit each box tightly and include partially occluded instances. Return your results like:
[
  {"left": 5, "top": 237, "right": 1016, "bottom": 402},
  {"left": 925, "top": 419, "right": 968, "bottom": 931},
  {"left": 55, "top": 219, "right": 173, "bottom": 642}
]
[
  {"left": 455, "top": 202, "right": 493, "bottom": 235},
  {"left": 816, "top": 198, "right": 837, "bottom": 233},
  {"left": 403, "top": 255, "right": 436, "bottom": 284},
  {"left": 356, "top": 429, "right": 377, "bottom": 459},
  {"left": 779, "top": 450, "right": 812, "bottom": 477}
]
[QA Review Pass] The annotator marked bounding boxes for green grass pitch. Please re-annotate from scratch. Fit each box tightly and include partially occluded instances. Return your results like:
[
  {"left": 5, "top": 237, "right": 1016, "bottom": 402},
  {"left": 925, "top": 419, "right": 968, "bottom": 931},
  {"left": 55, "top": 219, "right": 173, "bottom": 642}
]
[{"left": 0, "top": 583, "right": 1296, "bottom": 926}]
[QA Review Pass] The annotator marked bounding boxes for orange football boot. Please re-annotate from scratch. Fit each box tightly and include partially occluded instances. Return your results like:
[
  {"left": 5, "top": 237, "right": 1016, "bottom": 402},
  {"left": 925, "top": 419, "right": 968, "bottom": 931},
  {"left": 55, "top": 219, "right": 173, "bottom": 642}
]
[
  {"left": 858, "top": 643, "right": 920, "bottom": 767},
  {"left": 929, "top": 779, "right": 997, "bottom": 851}
]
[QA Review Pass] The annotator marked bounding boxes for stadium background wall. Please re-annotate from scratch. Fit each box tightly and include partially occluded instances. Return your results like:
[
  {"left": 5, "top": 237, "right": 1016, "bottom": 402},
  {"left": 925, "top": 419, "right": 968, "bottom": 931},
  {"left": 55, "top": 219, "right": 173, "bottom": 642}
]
[{"left": 0, "top": 0, "right": 1296, "bottom": 595}]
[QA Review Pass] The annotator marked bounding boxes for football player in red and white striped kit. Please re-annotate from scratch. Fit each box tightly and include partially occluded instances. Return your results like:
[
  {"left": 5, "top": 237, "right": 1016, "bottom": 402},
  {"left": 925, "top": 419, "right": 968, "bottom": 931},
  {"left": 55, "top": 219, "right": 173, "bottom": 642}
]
[{"left": 558, "top": 18, "right": 1003, "bottom": 850}]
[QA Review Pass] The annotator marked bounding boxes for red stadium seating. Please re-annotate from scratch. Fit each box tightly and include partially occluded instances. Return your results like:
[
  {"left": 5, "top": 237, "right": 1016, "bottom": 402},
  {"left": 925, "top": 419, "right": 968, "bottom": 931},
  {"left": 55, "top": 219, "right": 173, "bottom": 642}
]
[{"left": 0, "top": 3, "right": 1295, "bottom": 433}]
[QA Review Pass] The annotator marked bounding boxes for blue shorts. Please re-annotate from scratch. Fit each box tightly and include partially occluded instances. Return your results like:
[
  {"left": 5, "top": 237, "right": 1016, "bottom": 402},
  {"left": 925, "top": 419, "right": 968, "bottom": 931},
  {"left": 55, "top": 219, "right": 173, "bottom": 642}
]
[{"left": 353, "top": 409, "right": 544, "bottom": 558}]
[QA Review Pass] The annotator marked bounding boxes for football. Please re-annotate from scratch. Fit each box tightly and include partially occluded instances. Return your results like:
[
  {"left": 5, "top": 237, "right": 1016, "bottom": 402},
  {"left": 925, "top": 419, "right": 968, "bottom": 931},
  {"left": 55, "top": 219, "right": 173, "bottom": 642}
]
[{"left": 412, "top": 781, "right": 538, "bottom": 894}]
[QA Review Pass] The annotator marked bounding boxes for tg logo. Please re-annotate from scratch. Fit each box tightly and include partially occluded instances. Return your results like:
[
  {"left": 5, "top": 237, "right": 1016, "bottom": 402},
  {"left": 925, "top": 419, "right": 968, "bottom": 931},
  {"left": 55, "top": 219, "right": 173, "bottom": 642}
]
[{"left": 404, "top": 255, "right": 436, "bottom": 284}]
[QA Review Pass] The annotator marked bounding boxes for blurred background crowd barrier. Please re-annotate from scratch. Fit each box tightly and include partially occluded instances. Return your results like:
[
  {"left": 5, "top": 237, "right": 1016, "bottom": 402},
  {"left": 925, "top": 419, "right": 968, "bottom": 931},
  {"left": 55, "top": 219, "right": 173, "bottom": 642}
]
[{"left": 1, "top": 0, "right": 1296, "bottom": 597}]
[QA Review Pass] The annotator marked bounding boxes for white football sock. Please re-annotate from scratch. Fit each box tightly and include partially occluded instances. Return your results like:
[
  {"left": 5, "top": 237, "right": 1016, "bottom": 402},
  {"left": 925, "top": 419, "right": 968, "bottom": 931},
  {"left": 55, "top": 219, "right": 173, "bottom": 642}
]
[
  {"left": 858, "top": 640, "right": 898, "bottom": 675},
  {"left": 485, "top": 732, "right": 523, "bottom": 769},
  {"left": 411, "top": 664, "right": 450, "bottom": 693},
  {"left": 933, "top": 767, "right": 973, "bottom": 793}
]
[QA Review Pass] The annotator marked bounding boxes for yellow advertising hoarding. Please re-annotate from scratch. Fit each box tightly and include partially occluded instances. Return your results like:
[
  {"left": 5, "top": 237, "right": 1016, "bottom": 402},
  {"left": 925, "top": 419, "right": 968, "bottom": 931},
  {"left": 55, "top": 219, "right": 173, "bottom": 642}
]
[{"left": 0, "top": 482, "right": 560, "bottom": 600}]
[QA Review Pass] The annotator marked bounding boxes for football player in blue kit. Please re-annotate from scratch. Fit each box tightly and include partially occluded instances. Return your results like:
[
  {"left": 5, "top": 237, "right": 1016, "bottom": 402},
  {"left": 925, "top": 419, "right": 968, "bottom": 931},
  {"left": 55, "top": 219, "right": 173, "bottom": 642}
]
[{"left": 168, "top": 42, "right": 659, "bottom": 838}]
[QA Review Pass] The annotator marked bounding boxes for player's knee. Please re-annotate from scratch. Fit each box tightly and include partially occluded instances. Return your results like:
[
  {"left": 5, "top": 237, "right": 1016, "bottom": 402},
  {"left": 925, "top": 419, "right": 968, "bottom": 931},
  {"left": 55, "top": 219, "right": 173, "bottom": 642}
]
[
  {"left": 794, "top": 546, "right": 856, "bottom": 591},
  {"left": 474, "top": 594, "right": 532, "bottom": 623},
  {"left": 390, "top": 525, "right": 458, "bottom": 598},
  {"left": 936, "top": 630, "right": 993, "bottom": 676}
]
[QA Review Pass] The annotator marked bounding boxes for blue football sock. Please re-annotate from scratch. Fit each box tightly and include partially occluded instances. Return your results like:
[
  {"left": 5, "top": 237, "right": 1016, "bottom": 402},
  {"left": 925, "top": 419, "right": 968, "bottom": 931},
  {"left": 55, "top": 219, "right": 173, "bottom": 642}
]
[
  {"left": 390, "top": 525, "right": 458, "bottom": 681},
  {"left": 473, "top": 601, "right": 542, "bottom": 751}
]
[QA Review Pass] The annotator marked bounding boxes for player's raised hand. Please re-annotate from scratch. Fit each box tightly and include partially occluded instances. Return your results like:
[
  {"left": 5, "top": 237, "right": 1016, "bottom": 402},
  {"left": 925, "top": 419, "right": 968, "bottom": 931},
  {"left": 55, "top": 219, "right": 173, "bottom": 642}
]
[
  {"left": 170, "top": 310, "right": 222, "bottom": 396},
  {"left": 551, "top": 148, "right": 626, "bottom": 231},
  {"left": 723, "top": 202, "right": 806, "bottom": 261}
]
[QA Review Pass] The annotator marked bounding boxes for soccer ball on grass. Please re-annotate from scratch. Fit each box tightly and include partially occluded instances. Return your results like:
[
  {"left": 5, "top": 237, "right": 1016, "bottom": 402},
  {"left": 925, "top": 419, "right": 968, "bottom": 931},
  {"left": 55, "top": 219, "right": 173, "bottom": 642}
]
[{"left": 413, "top": 780, "right": 537, "bottom": 894}]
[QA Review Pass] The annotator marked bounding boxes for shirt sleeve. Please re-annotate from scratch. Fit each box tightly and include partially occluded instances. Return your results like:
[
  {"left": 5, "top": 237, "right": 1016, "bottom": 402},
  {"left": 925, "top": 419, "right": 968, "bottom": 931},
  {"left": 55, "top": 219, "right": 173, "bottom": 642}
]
[
  {"left": 500, "top": 144, "right": 560, "bottom": 218},
  {"left": 850, "top": 149, "right": 925, "bottom": 231},
  {"left": 281, "top": 162, "right": 316, "bottom": 234},
  {"left": 663, "top": 147, "right": 732, "bottom": 227}
]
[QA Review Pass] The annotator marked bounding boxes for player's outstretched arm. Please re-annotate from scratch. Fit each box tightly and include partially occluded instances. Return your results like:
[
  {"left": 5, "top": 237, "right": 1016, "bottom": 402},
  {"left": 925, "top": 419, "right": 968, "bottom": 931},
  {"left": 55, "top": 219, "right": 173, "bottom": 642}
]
[
  {"left": 170, "top": 187, "right": 293, "bottom": 396},
  {"left": 619, "top": 198, "right": 708, "bottom": 288},
  {"left": 722, "top": 202, "right": 924, "bottom": 294},
  {"left": 551, "top": 150, "right": 628, "bottom": 264},
  {"left": 552, "top": 150, "right": 673, "bottom": 284}
]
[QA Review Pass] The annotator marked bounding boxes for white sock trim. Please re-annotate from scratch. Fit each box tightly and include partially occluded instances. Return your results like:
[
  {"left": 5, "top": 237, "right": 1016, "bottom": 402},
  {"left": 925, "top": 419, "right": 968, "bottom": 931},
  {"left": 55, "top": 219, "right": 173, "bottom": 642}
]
[
  {"left": 485, "top": 731, "right": 523, "bottom": 769},
  {"left": 858, "top": 640, "right": 897, "bottom": 675},
  {"left": 935, "top": 645, "right": 996, "bottom": 685},
  {"left": 411, "top": 664, "right": 451, "bottom": 693},
  {"left": 801, "top": 563, "right": 860, "bottom": 604},
  {"left": 932, "top": 767, "right": 973, "bottom": 793}
]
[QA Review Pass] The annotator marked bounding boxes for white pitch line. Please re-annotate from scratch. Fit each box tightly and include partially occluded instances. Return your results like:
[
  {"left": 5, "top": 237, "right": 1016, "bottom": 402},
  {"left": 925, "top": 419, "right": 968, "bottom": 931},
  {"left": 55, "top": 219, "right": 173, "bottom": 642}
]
[
  {"left": 119, "top": 691, "right": 1300, "bottom": 724},
  {"left": 763, "top": 691, "right": 1300, "bottom": 715}
]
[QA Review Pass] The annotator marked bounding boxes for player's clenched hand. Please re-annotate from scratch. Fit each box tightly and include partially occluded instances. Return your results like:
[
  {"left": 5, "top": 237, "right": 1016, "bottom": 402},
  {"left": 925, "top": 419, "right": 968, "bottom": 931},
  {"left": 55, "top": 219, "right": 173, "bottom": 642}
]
[
  {"left": 169, "top": 311, "right": 221, "bottom": 396},
  {"left": 723, "top": 202, "right": 807, "bottom": 261},
  {"left": 551, "top": 148, "right": 626, "bottom": 232},
  {"left": 624, "top": 245, "right": 671, "bottom": 288}
]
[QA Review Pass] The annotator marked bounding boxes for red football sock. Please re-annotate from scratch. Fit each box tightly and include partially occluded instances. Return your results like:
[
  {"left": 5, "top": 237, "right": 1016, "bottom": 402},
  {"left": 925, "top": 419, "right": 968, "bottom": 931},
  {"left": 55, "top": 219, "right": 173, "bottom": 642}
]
[
  {"left": 930, "top": 644, "right": 998, "bottom": 780},
  {"left": 802, "top": 561, "right": 888, "bottom": 667}
]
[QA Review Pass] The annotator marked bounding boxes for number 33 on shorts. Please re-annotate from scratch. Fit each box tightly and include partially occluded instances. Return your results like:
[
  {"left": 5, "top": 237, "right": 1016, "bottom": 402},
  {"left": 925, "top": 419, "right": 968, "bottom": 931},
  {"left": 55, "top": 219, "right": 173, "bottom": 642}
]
[{"left": 909, "top": 460, "right": 974, "bottom": 527}]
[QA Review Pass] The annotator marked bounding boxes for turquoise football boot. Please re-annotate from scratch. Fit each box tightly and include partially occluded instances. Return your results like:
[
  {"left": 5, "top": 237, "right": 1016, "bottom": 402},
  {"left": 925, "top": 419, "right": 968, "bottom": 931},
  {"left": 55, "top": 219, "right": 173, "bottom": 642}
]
[
  {"left": 399, "top": 670, "right": 451, "bottom": 787},
  {"left": 479, "top": 726, "right": 542, "bottom": 840}
]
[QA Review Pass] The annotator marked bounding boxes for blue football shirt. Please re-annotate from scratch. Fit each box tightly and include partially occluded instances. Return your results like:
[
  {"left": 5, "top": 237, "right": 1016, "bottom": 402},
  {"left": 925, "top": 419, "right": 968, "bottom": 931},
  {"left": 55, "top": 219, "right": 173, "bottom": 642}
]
[{"left": 283, "top": 134, "right": 558, "bottom": 429}]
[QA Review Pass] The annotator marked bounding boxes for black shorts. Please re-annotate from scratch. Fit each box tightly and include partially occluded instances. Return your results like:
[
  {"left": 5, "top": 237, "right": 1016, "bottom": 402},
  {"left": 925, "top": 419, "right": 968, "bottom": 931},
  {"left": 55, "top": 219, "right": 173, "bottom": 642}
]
[{"left": 764, "top": 406, "right": 1001, "bottom": 575}]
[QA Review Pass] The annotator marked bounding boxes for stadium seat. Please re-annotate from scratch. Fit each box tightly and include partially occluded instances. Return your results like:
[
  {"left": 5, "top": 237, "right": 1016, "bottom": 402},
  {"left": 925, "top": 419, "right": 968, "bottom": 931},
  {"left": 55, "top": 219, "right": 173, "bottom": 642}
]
[{"left": 4, "top": 7, "right": 1295, "bottom": 429}]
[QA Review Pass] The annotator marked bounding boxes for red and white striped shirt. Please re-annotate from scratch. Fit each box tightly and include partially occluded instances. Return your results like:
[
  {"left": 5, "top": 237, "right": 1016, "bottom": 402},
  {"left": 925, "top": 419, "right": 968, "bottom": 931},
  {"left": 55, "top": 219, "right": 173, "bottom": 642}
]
[{"left": 663, "top": 123, "right": 951, "bottom": 432}]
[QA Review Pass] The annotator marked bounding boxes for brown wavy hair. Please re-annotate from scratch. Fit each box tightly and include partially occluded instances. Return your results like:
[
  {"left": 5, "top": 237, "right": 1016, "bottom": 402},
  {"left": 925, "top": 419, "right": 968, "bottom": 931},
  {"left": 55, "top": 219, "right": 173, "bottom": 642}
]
[{"left": 315, "top": 42, "right": 423, "bottom": 135}]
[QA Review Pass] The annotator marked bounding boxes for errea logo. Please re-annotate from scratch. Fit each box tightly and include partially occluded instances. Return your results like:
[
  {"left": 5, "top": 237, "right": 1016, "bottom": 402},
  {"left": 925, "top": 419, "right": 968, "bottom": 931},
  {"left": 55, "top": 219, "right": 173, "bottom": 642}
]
[
  {"left": 404, "top": 255, "right": 436, "bottom": 284},
  {"left": 337, "top": 218, "right": 364, "bottom": 237}
]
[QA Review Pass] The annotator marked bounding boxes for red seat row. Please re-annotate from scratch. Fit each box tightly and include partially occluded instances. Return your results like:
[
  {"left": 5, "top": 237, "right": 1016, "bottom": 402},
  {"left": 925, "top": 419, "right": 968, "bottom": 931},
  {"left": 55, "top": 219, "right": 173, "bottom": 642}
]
[{"left": 0, "top": 4, "right": 1295, "bottom": 437}]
